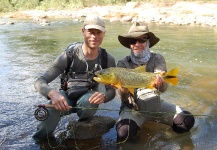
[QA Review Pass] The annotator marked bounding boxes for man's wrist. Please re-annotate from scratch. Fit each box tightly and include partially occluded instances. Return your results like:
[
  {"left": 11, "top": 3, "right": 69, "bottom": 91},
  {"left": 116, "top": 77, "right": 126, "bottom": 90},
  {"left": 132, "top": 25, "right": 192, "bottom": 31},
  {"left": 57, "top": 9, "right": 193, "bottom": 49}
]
[{"left": 102, "top": 93, "right": 107, "bottom": 102}]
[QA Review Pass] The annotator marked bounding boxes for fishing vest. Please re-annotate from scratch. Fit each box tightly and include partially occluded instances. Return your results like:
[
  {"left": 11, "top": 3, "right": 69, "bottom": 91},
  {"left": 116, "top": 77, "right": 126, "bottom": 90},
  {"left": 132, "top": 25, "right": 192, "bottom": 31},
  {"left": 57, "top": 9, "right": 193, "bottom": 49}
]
[{"left": 60, "top": 42, "right": 108, "bottom": 91}]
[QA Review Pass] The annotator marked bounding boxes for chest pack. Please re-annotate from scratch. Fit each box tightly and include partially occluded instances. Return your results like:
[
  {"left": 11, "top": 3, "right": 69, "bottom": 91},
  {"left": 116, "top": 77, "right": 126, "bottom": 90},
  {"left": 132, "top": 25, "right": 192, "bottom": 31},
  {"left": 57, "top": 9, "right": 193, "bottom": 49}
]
[{"left": 60, "top": 42, "right": 108, "bottom": 91}]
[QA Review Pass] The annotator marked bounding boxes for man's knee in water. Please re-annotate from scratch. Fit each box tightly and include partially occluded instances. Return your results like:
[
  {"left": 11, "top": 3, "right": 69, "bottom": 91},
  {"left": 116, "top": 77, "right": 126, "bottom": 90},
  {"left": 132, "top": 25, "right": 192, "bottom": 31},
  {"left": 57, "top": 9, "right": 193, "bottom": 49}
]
[
  {"left": 77, "top": 91, "right": 99, "bottom": 120},
  {"left": 172, "top": 111, "right": 195, "bottom": 133},
  {"left": 77, "top": 91, "right": 99, "bottom": 108},
  {"left": 116, "top": 119, "right": 139, "bottom": 141}
]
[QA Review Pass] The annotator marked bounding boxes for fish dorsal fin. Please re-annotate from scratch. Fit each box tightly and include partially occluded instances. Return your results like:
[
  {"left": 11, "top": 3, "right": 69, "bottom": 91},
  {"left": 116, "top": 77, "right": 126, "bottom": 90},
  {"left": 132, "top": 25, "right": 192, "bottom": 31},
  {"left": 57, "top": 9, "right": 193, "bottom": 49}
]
[{"left": 134, "top": 66, "right": 146, "bottom": 72}]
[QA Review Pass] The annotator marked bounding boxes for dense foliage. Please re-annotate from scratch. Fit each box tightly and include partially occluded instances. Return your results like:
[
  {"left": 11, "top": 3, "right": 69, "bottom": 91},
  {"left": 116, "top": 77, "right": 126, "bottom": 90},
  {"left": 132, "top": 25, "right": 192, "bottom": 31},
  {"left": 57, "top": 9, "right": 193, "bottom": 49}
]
[{"left": 0, "top": 0, "right": 215, "bottom": 12}]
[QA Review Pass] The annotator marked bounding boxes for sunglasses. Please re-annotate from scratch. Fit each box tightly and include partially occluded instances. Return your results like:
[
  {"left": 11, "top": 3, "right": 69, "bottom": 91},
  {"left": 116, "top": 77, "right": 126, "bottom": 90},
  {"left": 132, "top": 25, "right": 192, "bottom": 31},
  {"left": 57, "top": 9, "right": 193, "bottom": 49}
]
[{"left": 129, "top": 37, "right": 148, "bottom": 45}]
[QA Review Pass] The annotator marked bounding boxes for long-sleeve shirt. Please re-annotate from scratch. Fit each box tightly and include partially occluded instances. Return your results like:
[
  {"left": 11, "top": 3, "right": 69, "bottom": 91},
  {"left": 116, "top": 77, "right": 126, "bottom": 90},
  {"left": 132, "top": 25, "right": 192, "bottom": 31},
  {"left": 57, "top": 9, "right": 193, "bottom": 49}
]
[
  {"left": 117, "top": 52, "right": 168, "bottom": 108},
  {"left": 34, "top": 43, "right": 116, "bottom": 102}
]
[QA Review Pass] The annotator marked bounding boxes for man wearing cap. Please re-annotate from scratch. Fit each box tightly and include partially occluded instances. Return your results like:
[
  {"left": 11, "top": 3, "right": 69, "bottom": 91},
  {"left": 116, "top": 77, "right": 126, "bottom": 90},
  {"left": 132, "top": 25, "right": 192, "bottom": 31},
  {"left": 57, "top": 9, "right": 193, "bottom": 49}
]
[
  {"left": 33, "top": 15, "right": 116, "bottom": 143},
  {"left": 116, "top": 22, "right": 195, "bottom": 141}
]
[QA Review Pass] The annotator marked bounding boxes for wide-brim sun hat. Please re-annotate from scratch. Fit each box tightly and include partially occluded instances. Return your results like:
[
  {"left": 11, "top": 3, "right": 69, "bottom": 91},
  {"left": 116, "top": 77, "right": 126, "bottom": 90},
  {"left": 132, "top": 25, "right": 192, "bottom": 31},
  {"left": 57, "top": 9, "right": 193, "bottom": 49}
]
[{"left": 118, "top": 22, "right": 160, "bottom": 49}]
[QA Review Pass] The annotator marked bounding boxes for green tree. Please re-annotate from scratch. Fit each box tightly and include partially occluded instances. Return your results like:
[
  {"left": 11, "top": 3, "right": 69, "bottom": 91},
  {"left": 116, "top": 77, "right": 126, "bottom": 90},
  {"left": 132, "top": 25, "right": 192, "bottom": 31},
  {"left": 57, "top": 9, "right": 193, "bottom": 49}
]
[
  {"left": 0, "top": 0, "right": 14, "bottom": 12},
  {"left": 13, "top": 0, "right": 40, "bottom": 10}
]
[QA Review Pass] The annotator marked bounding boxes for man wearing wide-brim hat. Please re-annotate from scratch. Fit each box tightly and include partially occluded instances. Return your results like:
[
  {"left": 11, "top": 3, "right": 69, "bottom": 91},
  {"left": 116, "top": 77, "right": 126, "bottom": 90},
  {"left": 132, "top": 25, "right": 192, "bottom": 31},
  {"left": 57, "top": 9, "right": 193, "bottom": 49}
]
[
  {"left": 118, "top": 22, "right": 159, "bottom": 49},
  {"left": 116, "top": 22, "right": 195, "bottom": 142}
]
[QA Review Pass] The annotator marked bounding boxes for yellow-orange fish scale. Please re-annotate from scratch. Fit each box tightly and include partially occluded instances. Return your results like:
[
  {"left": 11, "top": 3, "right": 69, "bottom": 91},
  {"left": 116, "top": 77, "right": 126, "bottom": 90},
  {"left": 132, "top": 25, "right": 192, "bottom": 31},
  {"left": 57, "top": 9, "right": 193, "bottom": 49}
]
[{"left": 109, "top": 68, "right": 156, "bottom": 88}]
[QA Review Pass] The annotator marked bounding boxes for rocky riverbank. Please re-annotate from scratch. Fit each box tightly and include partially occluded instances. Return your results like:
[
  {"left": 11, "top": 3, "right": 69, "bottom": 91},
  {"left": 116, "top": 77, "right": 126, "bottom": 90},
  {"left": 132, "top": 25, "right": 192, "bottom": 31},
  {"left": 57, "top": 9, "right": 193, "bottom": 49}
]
[{"left": 1, "top": 1, "right": 217, "bottom": 27}]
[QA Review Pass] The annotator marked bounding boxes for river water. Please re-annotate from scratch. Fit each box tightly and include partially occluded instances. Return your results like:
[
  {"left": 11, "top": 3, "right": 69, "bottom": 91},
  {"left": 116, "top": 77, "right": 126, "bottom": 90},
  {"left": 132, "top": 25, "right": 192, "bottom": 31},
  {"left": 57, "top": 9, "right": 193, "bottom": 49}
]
[{"left": 0, "top": 18, "right": 217, "bottom": 150}]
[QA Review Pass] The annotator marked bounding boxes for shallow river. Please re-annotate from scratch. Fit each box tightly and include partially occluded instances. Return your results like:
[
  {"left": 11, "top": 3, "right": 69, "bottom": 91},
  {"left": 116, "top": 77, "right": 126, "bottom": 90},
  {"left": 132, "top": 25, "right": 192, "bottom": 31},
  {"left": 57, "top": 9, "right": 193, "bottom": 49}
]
[{"left": 0, "top": 18, "right": 217, "bottom": 150}]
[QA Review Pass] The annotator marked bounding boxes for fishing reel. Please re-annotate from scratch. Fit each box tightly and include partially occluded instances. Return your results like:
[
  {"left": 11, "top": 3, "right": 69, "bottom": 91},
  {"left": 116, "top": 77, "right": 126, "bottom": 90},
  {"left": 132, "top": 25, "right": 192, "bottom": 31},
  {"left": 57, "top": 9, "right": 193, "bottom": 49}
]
[
  {"left": 34, "top": 104, "right": 72, "bottom": 121},
  {"left": 34, "top": 105, "right": 49, "bottom": 121}
]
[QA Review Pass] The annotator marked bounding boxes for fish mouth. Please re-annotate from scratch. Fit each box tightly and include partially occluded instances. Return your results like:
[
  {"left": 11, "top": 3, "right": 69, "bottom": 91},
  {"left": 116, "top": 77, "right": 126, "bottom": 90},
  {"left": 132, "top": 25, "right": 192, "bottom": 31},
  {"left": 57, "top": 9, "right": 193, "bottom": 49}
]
[{"left": 93, "top": 76, "right": 103, "bottom": 83}]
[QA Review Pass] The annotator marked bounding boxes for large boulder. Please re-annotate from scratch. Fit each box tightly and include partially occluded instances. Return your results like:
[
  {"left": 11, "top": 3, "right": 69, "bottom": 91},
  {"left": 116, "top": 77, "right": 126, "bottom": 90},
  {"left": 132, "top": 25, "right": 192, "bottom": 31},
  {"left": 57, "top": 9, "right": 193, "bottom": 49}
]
[{"left": 64, "top": 116, "right": 116, "bottom": 140}]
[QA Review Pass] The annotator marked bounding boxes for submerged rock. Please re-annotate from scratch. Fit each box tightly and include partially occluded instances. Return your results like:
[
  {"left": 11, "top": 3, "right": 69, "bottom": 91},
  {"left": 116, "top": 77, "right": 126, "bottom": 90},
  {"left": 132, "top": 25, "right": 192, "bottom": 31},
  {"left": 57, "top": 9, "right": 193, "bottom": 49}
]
[{"left": 63, "top": 116, "right": 116, "bottom": 140}]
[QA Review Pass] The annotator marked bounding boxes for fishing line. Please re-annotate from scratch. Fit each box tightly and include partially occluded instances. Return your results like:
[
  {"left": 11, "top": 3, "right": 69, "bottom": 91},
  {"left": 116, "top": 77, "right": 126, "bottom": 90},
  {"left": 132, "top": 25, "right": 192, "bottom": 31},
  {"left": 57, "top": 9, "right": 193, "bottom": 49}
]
[
  {"left": 45, "top": 125, "right": 62, "bottom": 149},
  {"left": 76, "top": 106, "right": 216, "bottom": 117},
  {"left": 43, "top": 110, "right": 82, "bottom": 149},
  {"left": 34, "top": 105, "right": 217, "bottom": 122},
  {"left": 34, "top": 105, "right": 129, "bottom": 150},
  {"left": 83, "top": 119, "right": 132, "bottom": 150},
  {"left": 43, "top": 111, "right": 72, "bottom": 149},
  {"left": 65, "top": 113, "right": 81, "bottom": 150},
  {"left": 34, "top": 104, "right": 217, "bottom": 149},
  {"left": 0, "top": 137, "right": 6, "bottom": 146},
  {"left": 0, "top": 126, "right": 8, "bottom": 147}
]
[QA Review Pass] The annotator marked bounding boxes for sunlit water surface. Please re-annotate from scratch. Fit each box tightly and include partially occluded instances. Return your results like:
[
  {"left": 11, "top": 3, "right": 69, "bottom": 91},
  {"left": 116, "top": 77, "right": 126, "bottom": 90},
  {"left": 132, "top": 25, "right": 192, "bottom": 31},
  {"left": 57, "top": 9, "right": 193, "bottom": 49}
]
[{"left": 0, "top": 18, "right": 217, "bottom": 150}]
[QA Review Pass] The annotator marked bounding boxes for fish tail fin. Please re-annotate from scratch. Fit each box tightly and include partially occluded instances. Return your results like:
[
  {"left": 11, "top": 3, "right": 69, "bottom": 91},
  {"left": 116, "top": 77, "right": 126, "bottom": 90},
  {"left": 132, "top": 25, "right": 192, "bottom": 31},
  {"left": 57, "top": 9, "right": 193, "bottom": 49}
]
[
  {"left": 164, "top": 78, "right": 178, "bottom": 86},
  {"left": 164, "top": 68, "right": 179, "bottom": 86}
]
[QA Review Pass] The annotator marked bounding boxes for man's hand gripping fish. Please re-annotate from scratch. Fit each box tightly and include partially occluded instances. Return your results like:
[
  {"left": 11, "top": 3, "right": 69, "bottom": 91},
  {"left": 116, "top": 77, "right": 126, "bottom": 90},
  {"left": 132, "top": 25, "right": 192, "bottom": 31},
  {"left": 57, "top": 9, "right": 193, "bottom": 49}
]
[{"left": 93, "top": 66, "right": 179, "bottom": 95}]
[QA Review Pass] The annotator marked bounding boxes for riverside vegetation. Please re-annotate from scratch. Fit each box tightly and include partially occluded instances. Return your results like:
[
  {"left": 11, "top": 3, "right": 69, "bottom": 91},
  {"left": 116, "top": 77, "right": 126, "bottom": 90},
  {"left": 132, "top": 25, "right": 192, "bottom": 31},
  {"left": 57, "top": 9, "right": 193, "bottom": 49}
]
[
  {"left": 0, "top": 0, "right": 216, "bottom": 12},
  {"left": 1, "top": 1, "right": 217, "bottom": 27}
]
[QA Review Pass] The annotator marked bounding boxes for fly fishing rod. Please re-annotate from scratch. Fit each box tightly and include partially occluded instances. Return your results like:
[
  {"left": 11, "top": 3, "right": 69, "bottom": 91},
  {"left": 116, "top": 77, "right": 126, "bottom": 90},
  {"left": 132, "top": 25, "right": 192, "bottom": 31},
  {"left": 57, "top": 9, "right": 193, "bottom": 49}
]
[{"left": 34, "top": 104, "right": 213, "bottom": 121}]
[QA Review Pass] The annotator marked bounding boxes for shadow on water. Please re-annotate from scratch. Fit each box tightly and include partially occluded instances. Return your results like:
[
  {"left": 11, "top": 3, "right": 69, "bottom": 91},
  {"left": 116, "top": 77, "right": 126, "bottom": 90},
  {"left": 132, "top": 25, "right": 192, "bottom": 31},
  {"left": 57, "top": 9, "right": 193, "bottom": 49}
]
[{"left": 0, "top": 18, "right": 217, "bottom": 150}]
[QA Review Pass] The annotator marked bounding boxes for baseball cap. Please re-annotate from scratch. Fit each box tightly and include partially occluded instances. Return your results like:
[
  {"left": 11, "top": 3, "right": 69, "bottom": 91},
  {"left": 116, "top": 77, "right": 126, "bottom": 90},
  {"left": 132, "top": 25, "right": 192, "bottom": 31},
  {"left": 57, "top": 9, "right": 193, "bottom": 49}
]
[{"left": 83, "top": 15, "right": 105, "bottom": 32}]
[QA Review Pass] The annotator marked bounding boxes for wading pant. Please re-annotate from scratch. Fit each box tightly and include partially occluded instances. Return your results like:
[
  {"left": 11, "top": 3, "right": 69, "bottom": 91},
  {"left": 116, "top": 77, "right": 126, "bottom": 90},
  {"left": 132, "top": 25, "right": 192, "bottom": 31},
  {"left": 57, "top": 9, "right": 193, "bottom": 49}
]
[
  {"left": 116, "top": 89, "right": 195, "bottom": 140},
  {"left": 32, "top": 90, "right": 98, "bottom": 143},
  {"left": 118, "top": 88, "right": 190, "bottom": 127}
]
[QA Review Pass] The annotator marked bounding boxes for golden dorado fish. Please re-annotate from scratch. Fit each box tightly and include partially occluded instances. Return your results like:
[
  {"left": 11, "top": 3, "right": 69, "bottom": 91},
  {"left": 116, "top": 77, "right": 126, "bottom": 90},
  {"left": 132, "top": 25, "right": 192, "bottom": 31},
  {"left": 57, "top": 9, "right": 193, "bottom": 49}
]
[{"left": 93, "top": 66, "right": 179, "bottom": 94}]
